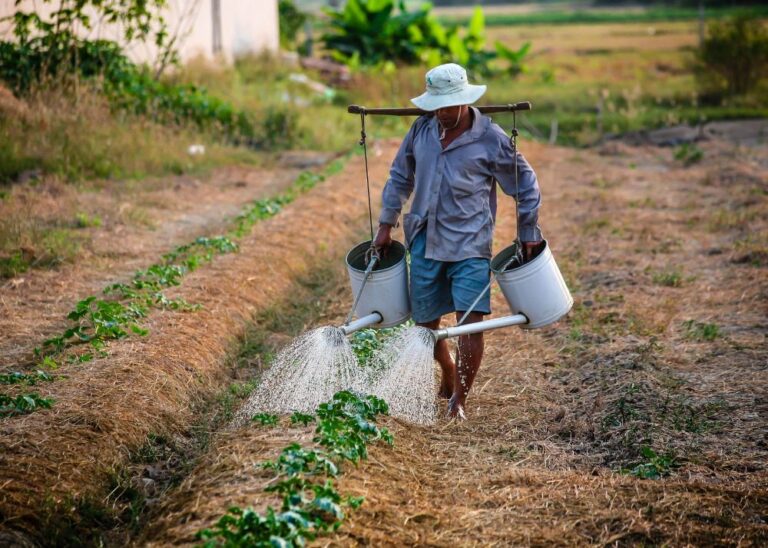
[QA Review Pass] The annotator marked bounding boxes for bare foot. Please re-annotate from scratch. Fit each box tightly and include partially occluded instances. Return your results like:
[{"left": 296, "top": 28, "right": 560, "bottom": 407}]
[
  {"left": 438, "top": 374, "right": 454, "bottom": 399},
  {"left": 446, "top": 396, "right": 467, "bottom": 421}
]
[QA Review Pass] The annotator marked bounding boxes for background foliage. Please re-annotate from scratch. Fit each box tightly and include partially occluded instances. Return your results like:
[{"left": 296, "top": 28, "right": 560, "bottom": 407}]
[
  {"left": 322, "top": 0, "right": 523, "bottom": 76},
  {"left": 695, "top": 15, "right": 768, "bottom": 97}
]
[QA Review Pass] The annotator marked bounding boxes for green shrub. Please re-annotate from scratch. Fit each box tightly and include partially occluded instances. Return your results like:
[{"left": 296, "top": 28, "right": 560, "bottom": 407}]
[
  {"left": 261, "top": 107, "right": 301, "bottom": 150},
  {"left": 322, "top": 1, "right": 500, "bottom": 76},
  {"left": 683, "top": 320, "right": 721, "bottom": 342},
  {"left": 696, "top": 16, "right": 768, "bottom": 97},
  {"left": 673, "top": 143, "right": 704, "bottom": 166},
  {"left": 252, "top": 413, "right": 280, "bottom": 426},
  {"left": 279, "top": 0, "right": 308, "bottom": 50},
  {"left": 0, "top": 251, "right": 29, "bottom": 278},
  {"left": 652, "top": 268, "right": 683, "bottom": 288},
  {"left": 623, "top": 446, "right": 679, "bottom": 479}
]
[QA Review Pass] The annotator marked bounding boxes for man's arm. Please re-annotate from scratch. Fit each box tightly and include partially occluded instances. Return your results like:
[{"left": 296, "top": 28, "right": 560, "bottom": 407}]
[
  {"left": 491, "top": 133, "right": 543, "bottom": 260},
  {"left": 374, "top": 122, "right": 418, "bottom": 250}
]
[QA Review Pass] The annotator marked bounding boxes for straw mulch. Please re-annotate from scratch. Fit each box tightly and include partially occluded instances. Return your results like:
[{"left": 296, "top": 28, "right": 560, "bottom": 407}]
[
  {"left": 0, "top": 142, "right": 396, "bottom": 542},
  {"left": 0, "top": 162, "right": 302, "bottom": 369},
  {"left": 135, "top": 138, "right": 767, "bottom": 545}
]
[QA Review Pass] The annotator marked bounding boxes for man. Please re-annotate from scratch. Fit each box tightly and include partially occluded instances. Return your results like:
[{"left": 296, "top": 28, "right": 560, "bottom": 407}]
[{"left": 373, "top": 63, "right": 544, "bottom": 420}]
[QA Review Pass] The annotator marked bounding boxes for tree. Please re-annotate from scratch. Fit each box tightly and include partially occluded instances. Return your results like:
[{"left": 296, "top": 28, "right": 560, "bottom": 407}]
[{"left": 696, "top": 16, "right": 768, "bottom": 96}]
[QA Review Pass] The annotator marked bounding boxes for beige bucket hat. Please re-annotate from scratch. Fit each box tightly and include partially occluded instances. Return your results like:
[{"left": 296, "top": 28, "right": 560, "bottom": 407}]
[{"left": 411, "top": 63, "right": 486, "bottom": 111}]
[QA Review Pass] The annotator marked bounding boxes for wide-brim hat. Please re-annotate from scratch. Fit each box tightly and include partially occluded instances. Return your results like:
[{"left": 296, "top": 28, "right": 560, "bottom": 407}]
[{"left": 411, "top": 63, "right": 486, "bottom": 111}]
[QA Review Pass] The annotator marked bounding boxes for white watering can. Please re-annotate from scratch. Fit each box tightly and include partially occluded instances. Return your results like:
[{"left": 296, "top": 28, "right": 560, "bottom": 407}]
[{"left": 340, "top": 239, "right": 572, "bottom": 340}]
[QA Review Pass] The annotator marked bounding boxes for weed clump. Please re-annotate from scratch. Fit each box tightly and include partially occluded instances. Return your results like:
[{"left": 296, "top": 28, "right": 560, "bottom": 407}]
[
  {"left": 673, "top": 143, "right": 704, "bottom": 166},
  {"left": 623, "top": 446, "right": 680, "bottom": 479},
  {"left": 652, "top": 268, "right": 684, "bottom": 287},
  {"left": 682, "top": 320, "right": 721, "bottom": 341}
]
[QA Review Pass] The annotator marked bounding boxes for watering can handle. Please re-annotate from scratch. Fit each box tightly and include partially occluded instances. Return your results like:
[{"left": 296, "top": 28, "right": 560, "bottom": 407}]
[
  {"left": 345, "top": 251, "right": 379, "bottom": 325},
  {"left": 365, "top": 244, "right": 380, "bottom": 266}
]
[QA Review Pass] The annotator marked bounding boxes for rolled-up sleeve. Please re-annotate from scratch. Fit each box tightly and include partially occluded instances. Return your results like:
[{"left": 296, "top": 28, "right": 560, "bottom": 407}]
[
  {"left": 379, "top": 123, "right": 417, "bottom": 227},
  {"left": 491, "top": 135, "right": 543, "bottom": 242}
]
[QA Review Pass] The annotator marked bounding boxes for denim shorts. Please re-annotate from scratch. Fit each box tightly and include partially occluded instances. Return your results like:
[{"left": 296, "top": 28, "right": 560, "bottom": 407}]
[{"left": 409, "top": 229, "right": 491, "bottom": 323}]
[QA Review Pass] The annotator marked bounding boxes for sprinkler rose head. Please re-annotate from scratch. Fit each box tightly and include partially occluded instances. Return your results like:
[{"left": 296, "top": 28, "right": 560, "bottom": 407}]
[
  {"left": 323, "top": 326, "right": 347, "bottom": 347},
  {"left": 413, "top": 326, "right": 437, "bottom": 347}
]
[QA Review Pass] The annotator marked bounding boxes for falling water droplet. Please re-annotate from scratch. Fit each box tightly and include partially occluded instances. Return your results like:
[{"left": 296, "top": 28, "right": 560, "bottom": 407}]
[
  {"left": 236, "top": 326, "right": 359, "bottom": 423},
  {"left": 363, "top": 327, "right": 437, "bottom": 425}
]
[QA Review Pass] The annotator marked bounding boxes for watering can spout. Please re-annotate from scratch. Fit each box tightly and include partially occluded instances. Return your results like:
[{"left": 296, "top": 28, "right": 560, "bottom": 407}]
[
  {"left": 339, "top": 311, "right": 383, "bottom": 336},
  {"left": 431, "top": 313, "right": 529, "bottom": 341}
]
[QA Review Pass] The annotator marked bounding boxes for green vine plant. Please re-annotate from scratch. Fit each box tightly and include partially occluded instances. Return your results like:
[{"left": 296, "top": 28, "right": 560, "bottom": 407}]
[
  {"left": 5, "top": 0, "right": 174, "bottom": 80},
  {"left": 0, "top": 160, "right": 346, "bottom": 420},
  {"left": 197, "top": 391, "right": 393, "bottom": 547}
]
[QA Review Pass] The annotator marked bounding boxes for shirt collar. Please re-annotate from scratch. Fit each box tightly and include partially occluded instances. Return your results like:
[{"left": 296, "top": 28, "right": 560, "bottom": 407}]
[{"left": 432, "top": 106, "right": 488, "bottom": 152}]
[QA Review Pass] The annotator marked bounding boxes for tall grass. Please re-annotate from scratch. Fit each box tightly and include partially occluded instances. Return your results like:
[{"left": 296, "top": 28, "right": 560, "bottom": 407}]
[
  {"left": 168, "top": 55, "right": 376, "bottom": 152},
  {"left": 0, "top": 84, "right": 261, "bottom": 184}
]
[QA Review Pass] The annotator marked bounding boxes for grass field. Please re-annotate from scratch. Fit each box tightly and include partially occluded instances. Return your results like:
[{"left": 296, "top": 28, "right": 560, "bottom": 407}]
[
  {"left": 3, "top": 9, "right": 766, "bottom": 279},
  {"left": 2, "top": 130, "right": 766, "bottom": 546},
  {"left": 284, "top": 7, "right": 767, "bottom": 147},
  {"left": 439, "top": 4, "right": 768, "bottom": 26}
]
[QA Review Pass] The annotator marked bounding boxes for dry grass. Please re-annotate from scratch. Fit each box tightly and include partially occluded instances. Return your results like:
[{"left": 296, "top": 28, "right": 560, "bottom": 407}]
[
  {"left": 0, "top": 143, "right": 395, "bottom": 543},
  {"left": 0, "top": 85, "right": 247, "bottom": 183},
  {"left": 128, "top": 137, "right": 767, "bottom": 546},
  {"left": 0, "top": 178, "right": 84, "bottom": 276},
  {"left": 489, "top": 21, "right": 698, "bottom": 55},
  {"left": 0, "top": 161, "right": 302, "bottom": 368}
]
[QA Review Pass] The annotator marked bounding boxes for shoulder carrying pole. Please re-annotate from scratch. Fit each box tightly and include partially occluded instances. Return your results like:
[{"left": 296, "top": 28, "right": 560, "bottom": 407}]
[{"left": 347, "top": 102, "right": 532, "bottom": 116}]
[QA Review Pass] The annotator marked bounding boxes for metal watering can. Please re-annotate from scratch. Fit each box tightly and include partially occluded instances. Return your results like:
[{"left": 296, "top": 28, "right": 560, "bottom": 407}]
[
  {"left": 340, "top": 240, "right": 410, "bottom": 335},
  {"left": 339, "top": 239, "right": 573, "bottom": 341}
]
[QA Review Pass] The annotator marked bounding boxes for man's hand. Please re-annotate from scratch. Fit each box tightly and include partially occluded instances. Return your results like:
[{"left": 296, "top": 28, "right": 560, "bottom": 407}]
[
  {"left": 522, "top": 240, "right": 544, "bottom": 263},
  {"left": 373, "top": 224, "right": 393, "bottom": 257}
]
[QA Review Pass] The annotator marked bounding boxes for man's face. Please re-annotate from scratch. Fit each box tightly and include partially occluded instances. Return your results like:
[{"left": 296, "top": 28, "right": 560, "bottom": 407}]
[{"left": 435, "top": 105, "right": 466, "bottom": 126}]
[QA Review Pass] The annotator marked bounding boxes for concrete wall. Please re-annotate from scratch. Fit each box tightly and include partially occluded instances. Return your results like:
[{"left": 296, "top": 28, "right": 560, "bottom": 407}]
[{"left": 0, "top": 0, "right": 279, "bottom": 65}]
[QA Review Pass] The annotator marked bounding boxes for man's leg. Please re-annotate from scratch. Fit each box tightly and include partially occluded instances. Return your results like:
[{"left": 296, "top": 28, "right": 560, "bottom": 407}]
[
  {"left": 408, "top": 229, "right": 454, "bottom": 399},
  {"left": 447, "top": 311, "right": 484, "bottom": 418},
  {"left": 416, "top": 317, "right": 454, "bottom": 399},
  {"left": 445, "top": 254, "right": 491, "bottom": 420}
]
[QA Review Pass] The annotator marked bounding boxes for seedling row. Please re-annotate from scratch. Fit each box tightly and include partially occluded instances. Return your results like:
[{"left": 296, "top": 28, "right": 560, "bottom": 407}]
[{"left": 0, "top": 160, "right": 346, "bottom": 419}]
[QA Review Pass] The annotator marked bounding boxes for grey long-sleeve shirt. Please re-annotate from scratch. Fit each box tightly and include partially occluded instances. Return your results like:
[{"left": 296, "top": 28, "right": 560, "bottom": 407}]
[{"left": 379, "top": 107, "right": 542, "bottom": 262}]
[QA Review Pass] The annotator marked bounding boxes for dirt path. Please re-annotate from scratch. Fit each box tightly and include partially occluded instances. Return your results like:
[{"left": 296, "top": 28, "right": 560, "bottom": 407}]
[
  {"left": 134, "top": 138, "right": 767, "bottom": 545},
  {"left": 0, "top": 163, "right": 305, "bottom": 369}
]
